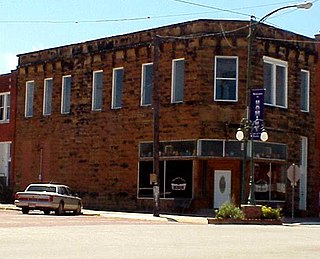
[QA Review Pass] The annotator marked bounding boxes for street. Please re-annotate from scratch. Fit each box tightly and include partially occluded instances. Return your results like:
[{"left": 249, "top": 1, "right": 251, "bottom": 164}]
[{"left": 1, "top": 210, "right": 320, "bottom": 258}]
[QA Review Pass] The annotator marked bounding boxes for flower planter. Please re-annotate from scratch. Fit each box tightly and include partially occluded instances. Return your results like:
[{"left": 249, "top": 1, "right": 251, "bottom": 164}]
[{"left": 207, "top": 218, "right": 282, "bottom": 225}]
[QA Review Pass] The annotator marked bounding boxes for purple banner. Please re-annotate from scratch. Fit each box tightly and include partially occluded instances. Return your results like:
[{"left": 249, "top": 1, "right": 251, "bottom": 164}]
[{"left": 250, "top": 89, "right": 265, "bottom": 140}]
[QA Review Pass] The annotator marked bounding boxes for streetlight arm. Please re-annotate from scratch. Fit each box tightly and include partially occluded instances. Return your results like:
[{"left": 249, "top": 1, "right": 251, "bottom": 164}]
[{"left": 259, "top": 2, "right": 312, "bottom": 23}]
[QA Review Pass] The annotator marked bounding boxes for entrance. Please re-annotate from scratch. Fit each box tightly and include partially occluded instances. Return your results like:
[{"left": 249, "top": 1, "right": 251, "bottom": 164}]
[{"left": 214, "top": 170, "right": 231, "bottom": 208}]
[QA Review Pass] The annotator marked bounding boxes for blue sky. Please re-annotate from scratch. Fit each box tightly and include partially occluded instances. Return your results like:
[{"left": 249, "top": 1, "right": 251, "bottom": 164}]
[{"left": 0, "top": 0, "right": 319, "bottom": 74}]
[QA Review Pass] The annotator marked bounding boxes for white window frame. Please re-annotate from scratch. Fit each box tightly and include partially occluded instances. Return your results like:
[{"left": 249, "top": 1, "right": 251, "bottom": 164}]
[
  {"left": 171, "top": 58, "right": 185, "bottom": 103},
  {"left": 92, "top": 70, "right": 103, "bottom": 111},
  {"left": 61, "top": 75, "right": 71, "bottom": 114},
  {"left": 141, "top": 63, "right": 153, "bottom": 106},
  {"left": 111, "top": 67, "right": 124, "bottom": 109},
  {"left": 300, "top": 69, "right": 310, "bottom": 112},
  {"left": 25, "top": 81, "right": 34, "bottom": 117},
  {"left": 43, "top": 78, "right": 53, "bottom": 116},
  {"left": 0, "top": 92, "right": 10, "bottom": 123},
  {"left": 263, "top": 56, "right": 288, "bottom": 108},
  {"left": 214, "top": 56, "right": 238, "bottom": 102}
]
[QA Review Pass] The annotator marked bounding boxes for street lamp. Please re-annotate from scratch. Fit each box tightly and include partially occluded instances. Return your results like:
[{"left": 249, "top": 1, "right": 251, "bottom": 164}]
[{"left": 238, "top": 2, "right": 312, "bottom": 205}]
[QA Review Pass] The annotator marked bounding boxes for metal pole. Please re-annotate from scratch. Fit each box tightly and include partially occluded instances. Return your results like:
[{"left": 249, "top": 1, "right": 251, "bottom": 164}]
[
  {"left": 292, "top": 164, "right": 296, "bottom": 219},
  {"left": 152, "top": 35, "right": 160, "bottom": 217}
]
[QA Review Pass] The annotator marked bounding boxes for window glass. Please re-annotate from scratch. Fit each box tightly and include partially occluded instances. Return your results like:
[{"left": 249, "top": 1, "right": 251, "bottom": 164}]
[
  {"left": 214, "top": 57, "right": 238, "bottom": 101},
  {"left": 263, "top": 57, "right": 287, "bottom": 108},
  {"left": 6, "top": 94, "right": 10, "bottom": 120},
  {"left": 61, "top": 76, "right": 71, "bottom": 114},
  {"left": 92, "top": 71, "right": 103, "bottom": 111},
  {"left": 43, "top": 78, "right": 53, "bottom": 115},
  {"left": 138, "top": 160, "right": 193, "bottom": 199},
  {"left": 25, "top": 81, "right": 34, "bottom": 117},
  {"left": 300, "top": 70, "right": 309, "bottom": 112},
  {"left": 172, "top": 59, "right": 184, "bottom": 103},
  {"left": 112, "top": 68, "right": 123, "bottom": 109},
  {"left": 141, "top": 63, "right": 153, "bottom": 106}
]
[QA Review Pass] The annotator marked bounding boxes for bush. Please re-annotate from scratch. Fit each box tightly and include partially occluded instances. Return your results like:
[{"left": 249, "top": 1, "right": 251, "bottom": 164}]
[
  {"left": 215, "top": 202, "right": 244, "bottom": 220},
  {"left": 261, "top": 206, "right": 281, "bottom": 220}
]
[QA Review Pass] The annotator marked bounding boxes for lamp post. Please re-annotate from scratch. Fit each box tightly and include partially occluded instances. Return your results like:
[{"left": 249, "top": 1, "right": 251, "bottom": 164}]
[{"left": 237, "top": 2, "right": 312, "bottom": 205}]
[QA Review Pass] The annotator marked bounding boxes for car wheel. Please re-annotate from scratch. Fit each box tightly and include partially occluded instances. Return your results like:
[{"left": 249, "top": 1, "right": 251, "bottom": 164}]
[
  {"left": 43, "top": 210, "right": 51, "bottom": 215},
  {"left": 55, "top": 202, "right": 64, "bottom": 215},
  {"left": 73, "top": 202, "right": 82, "bottom": 215},
  {"left": 22, "top": 208, "right": 29, "bottom": 214}
]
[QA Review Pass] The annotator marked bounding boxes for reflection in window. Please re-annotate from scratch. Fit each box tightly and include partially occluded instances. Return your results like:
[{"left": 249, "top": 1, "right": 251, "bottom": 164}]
[
  {"left": 61, "top": 75, "right": 71, "bottom": 114},
  {"left": 263, "top": 56, "right": 287, "bottom": 108},
  {"left": 25, "top": 81, "right": 34, "bottom": 117},
  {"left": 214, "top": 56, "right": 238, "bottom": 101},
  {"left": 138, "top": 160, "right": 193, "bottom": 199},
  {"left": 111, "top": 68, "right": 123, "bottom": 109}
]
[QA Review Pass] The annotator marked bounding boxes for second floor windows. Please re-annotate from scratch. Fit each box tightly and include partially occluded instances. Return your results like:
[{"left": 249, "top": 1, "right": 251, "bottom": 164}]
[
  {"left": 25, "top": 81, "right": 34, "bottom": 117},
  {"left": 43, "top": 78, "right": 53, "bottom": 116},
  {"left": 0, "top": 93, "right": 10, "bottom": 122},
  {"left": 300, "top": 70, "right": 309, "bottom": 112},
  {"left": 141, "top": 63, "right": 153, "bottom": 106},
  {"left": 92, "top": 71, "right": 103, "bottom": 111},
  {"left": 263, "top": 56, "right": 288, "bottom": 108},
  {"left": 61, "top": 75, "right": 71, "bottom": 114},
  {"left": 214, "top": 56, "right": 238, "bottom": 102},
  {"left": 171, "top": 59, "right": 185, "bottom": 103},
  {"left": 112, "top": 68, "right": 124, "bottom": 109}
]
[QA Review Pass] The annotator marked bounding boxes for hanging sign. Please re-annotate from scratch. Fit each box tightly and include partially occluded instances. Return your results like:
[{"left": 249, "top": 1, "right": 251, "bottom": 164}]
[{"left": 250, "top": 89, "right": 265, "bottom": 140}]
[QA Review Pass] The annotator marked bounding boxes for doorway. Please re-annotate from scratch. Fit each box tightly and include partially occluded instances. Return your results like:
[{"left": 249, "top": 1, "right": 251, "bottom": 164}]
[{"left": 213, "top": 170, "right": 231, "bottom": 208}]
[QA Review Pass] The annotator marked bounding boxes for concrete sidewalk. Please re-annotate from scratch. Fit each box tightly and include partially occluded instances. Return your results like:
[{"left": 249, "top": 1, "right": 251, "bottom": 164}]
[
  {"left": 0, "top": 203, "right": 208, "bottom": 224},
  {"left": 2, "top": 203, "right": 320, "bottom": 225}
]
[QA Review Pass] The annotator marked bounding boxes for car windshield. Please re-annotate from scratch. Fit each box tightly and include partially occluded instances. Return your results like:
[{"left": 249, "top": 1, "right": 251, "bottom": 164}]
[{"left": 26, "top": 186, "right": 56, "bottom": 193}]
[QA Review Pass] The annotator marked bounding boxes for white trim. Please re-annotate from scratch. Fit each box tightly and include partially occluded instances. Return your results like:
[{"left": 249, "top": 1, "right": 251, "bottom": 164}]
[
  {"left": 92, "top": 70, "right": 103, "bottom": 111},
  {"left": 0, "top": 92, "right": 10, "bottom": 123},
  {"left": 300, "top": 69, "right": 310, "bottom": 113},
  {"left": 214, "top": 56, "right": 238, "bottom": 102},
  {"left": 61, "top": 75, "right": 71, "bottom": 114},
  {"left": 140, "top": 63, "right": 153, "bottom": 106},
  {"left": 171, "top": 58, "right": 185, "bottom": 104},
  {"left": 111, "top": 67, "right": 124, "bottom": 109},
  {"left": 25, "top": 80, "right": 34, "bottom": 117},
  {"left": 263, "top": 56, "right": 288, "bottom": 108},
  {"left": 43, "top": 78, "right": 53, "bottom": 116}
]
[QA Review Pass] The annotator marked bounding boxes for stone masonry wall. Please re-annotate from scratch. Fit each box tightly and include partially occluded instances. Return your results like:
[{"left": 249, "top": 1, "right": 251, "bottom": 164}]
[{"left": 13, "top": 20, "right": 317, "bottom": 213}]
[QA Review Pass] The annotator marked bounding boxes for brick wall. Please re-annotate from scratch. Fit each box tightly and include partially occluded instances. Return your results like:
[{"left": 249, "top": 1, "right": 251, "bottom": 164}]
[{"left": 13, "top": 20, "right": 318, "bottom": 213}]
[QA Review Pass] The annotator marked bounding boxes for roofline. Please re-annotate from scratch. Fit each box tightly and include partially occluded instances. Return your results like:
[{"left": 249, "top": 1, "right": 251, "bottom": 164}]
[{"left": 16, "top": 18, "right": 315, "bottom": 58}]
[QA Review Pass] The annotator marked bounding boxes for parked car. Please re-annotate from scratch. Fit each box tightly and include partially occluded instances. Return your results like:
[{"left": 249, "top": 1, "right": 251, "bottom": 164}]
[{"left": 14, "top": 183, "right": 82, "bottom": 215}]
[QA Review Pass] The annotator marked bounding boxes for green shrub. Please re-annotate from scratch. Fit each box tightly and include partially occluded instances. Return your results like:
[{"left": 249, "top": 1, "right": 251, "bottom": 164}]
[
  {"left": 215, "top": 202, "right": 244, "bottom": 220},
  {"left": 261, "top": 206, "right": 281, "bottom": 220}
]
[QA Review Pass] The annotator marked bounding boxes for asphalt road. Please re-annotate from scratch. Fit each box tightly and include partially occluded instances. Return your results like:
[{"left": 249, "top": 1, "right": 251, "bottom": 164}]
[{"left": 1, "top": 210, "right": 320, "bottom": 258}]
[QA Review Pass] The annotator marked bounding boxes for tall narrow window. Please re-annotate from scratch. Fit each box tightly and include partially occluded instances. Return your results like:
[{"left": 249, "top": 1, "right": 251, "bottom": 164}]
[
  {"left": 300, "top": 70, "right": 309, "bottom": 112},
  {"left": 141, "top": 63, "right": 153, "bottom": 106},
  {"left": 214, "top": 56, "right": 238, "bottom": 102},
  {"left": 111, "top": 68, "right": 123, "bottom": 109},
  {"left": 171, "top": 59, "right": 184, "bottom": 103},
  {"left": 0, "top": 93, "right": 10, "bottom": 122},
  {"left": 61, "top": 75, "right": 71, "bottom": 114},
  {"left": 43, "top": 78, "right": 53, "bottom": 115},
  {"left": 25, "top": 81, "right": 34, "bottom": 117},
  {"left": 263, "top": 56, "right": 288, "bottom": 108},
  {"left": 92, "top": 70, "right": 103, "bottom": 111}
]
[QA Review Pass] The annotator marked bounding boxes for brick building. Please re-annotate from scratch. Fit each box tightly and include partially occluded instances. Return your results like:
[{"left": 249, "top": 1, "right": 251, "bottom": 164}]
[
  {"left": 0, "top": 72, "right": 17, "bottom": 202},
  {"left": 13, "top": 19, "right": 318, "bottom": 215}
]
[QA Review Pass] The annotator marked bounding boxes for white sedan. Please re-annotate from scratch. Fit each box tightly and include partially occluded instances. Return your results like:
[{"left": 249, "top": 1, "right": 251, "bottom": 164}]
[{"left": 14, "top": 183, "right": 82, "bottom": 215}]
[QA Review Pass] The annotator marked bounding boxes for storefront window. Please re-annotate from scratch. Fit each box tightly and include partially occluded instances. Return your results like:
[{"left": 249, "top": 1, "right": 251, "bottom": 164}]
[
  {"left": 139, "top": 140, "right": 196, "bottom": 158},
  {"left": 138, "top": 160, "right": 193, "bottom": 199},
  {"left": 254, "top": 162, "right": 286, "bottom": 202}
]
